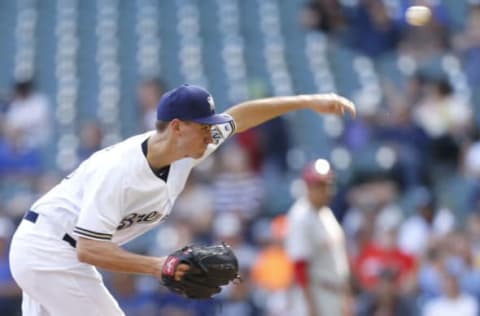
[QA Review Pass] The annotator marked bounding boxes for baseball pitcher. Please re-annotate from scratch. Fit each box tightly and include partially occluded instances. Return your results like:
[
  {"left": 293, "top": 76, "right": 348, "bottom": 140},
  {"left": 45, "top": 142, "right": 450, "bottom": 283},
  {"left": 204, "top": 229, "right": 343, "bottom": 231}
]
[{"left": 9, "top": 84, "right": 355, "bottom": 315}]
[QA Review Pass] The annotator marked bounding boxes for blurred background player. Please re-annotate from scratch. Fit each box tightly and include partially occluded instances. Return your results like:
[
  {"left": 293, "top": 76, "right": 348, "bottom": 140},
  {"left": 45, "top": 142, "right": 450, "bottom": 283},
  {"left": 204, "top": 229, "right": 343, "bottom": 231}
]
[{"left": 286, "top": 159, "right": 350, "bottom": 316}]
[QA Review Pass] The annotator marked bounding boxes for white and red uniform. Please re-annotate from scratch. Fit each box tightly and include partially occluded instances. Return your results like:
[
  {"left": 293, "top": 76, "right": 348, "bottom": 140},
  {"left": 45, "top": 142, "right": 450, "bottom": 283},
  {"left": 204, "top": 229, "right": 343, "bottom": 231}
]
[
  {"left": 285, "top": 197, "right": 349, "bottom": 316},
  {"left": 9, "top": 118, "right": 235, "bottom": 316}
]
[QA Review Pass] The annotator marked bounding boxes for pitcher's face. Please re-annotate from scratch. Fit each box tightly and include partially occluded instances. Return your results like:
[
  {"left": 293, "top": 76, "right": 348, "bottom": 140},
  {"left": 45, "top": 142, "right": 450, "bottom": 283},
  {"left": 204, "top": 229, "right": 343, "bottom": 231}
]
[{"left": 176, "top": 121, "right": 213, "bottom": 159}]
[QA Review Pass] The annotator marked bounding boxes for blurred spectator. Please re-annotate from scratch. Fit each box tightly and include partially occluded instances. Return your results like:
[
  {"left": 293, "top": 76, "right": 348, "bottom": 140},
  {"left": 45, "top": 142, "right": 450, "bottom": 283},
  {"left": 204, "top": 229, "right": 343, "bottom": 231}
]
[
  {"left": 300, "top": 0, "right": 347, "bottom": 35},
  {"left": 259, "top": 118, "right": 290, "bottom": 174},
  {"left": 2, "top": 190, "right": 36, "bottom": 222},
  {"left": 77, "top": 121, "right": 104, "bottom": 161},
  {"left": 249, "top": 216, "right": 293, "bottom": 316},
  {"left": 422, "top": 266, "right": 478, "bottom": 316},
  {"left": 462, "top": 141, "right": 480, "bottom": 211},
  {"left": 0, "top": 217, "right": 21, "bottom": 316},
  {"left": 4, "top": 79, "right": 52, "bottom": 150},
  {"left": 417, "top": 245, "right": 446, "bottom": 301},
  {"left": 379, "top": 79, "right": 430, "bottom": 189},
  {"left": 463, "top": 141, "right": 480, "bottom": 179},
  {"left": 172, "top": 173, "right": 214, "bottom": 243},
  {"left": 215, "top": 271, "right": 261, "bottom": 316},
  {"left": 0, "top": 127, "right": 42, "bottom": 176},
  {"left": 32, "top": 172, "right": 62, "bottom": 202},
  {"left": 137, "top": 78, "right": 166, "bottom": 131},
  {"left": 356, "top": 268, "right": 415, "bottom": 316},
  {"left": 0, "top": 90, "right": 8, "bottom": 114},
  {"left": 443, "top": 231, "right": 480, "bottom": 302},
  {"left": 155, "top": 292, "right": 215, "bottom": 316},
  {"left": 148, "top": 222, "right": 195, "bottom": 256},
  {"left": 344, "top": 0, "right": 403, "bottom": 57},
  {"left": 343, "top": 174, "right": 401, "bottom": 252},
  {"left": 108, "top": 273, "right": 157, "bottom": 316},
  {"left": 454, "top": 4, "right": 480, "bottom": 126},
  {"left": 352, "top": 226, "right": 416, "bottom": 293},
  {"left": 251, "top": 216, "right": 292, "bottom": 292},
  {"left": 466, "top": 212, "right": 480, "bottom": 268},
  {"left": 235, "top": 129, "right": 264, "bottom": 173},
  {"left": 212, "top": 213, "right": 257, "bottom": 270},
  {"left": 236, "top": 117, "right": 290, "bottom": 176},
  {"left": 301, "top": 0, "right": 346, "bottom": 34},
  {"left": 398, "top": 187, "right": 455, "bottom": 257},
  {"left": 342, "top": 111, "right": 379, "bottom": 153},
  {"left": 412, "top": 78, "right": 472, "bottom": 165},
  {"left": 237, "top": 80, "right": 291, "bottom": 174},
  {"left": 0, "top": 91, "right": 8, "bottom": 136},
  {"left": 285, "top": 159, "right": 350, "bottom": 316},
  {"left": 453, "top": 5, "right": 480, "bottom": 87},
  {"left": 212, "top": 144, "right": 265, "bottom": 221}
]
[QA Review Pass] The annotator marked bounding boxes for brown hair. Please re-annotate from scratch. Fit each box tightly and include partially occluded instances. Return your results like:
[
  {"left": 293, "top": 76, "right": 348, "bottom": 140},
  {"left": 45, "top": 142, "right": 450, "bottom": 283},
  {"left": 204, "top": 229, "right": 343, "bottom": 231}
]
[{"left": 155, "top": 121, "right": 170, "bottom": 132}]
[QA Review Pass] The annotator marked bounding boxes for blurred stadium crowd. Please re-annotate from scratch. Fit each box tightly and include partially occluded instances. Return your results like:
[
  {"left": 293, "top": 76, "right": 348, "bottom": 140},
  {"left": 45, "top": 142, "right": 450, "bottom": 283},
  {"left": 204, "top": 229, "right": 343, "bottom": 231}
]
[{"left": 1, "top": 0, "right": 480, "bottom": 315}]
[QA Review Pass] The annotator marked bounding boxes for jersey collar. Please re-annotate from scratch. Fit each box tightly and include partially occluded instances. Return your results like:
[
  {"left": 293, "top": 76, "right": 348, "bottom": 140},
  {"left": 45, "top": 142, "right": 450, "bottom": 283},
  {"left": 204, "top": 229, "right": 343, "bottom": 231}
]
[{"left": 141, "top": 137, "right": 170, "bottom": 182}]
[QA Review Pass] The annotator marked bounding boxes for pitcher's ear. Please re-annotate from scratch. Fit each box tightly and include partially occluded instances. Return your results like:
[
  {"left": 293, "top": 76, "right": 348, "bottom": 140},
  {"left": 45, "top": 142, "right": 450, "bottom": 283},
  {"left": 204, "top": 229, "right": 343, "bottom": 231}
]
[{"left": 170, "top": 119, "right": 183, "bottom": 133}]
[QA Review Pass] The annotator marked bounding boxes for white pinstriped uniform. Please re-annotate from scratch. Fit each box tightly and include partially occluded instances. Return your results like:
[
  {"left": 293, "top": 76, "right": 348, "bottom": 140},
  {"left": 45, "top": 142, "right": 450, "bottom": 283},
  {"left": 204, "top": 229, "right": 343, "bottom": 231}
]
[{"left": 9, "top": 118, "right": 235, "bottom": 316}]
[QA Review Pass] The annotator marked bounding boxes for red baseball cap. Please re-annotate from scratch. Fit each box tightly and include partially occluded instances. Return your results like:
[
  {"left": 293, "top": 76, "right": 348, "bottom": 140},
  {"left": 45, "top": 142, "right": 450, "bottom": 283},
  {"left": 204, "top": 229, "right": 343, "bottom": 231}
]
[{"left": 302, "top": 159, "right": 335, "bottom": 184}]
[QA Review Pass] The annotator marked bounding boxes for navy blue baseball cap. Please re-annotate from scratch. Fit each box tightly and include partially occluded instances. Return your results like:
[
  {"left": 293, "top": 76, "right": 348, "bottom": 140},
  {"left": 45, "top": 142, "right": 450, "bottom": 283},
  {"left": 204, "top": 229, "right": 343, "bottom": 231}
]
[{"left": 156, "top": 84, "right": 231, "bottom": 125}]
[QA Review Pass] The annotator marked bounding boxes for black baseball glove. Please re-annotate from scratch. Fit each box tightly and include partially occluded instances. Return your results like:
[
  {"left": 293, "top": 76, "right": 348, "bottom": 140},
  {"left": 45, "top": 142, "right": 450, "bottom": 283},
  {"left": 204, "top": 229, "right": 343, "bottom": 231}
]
[{"left": 161, "top": 243, "right": 240, "bottom": 299}]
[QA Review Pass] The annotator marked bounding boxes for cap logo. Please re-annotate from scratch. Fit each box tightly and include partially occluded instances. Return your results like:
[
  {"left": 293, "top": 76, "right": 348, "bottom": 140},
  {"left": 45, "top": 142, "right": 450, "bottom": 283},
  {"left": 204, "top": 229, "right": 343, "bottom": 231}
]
[{"left": 207, "top": 95, "right": 215, "bottom": 111}]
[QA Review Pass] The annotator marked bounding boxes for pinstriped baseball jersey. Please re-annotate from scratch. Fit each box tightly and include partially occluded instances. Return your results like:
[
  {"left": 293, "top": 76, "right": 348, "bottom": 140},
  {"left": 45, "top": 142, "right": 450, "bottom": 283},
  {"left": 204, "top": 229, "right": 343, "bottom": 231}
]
[{"left": 30, "top": 117, "right": 235, "bottom": 246}]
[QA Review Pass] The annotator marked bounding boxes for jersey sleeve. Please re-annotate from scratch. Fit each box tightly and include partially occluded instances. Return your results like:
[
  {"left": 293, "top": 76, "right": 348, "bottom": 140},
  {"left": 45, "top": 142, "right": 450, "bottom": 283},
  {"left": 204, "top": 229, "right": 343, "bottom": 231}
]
[
  {"left": 193, "top": 114, "right": 236, "bottom": 166},
  {"left": 73, "top": 163, "right": 125, "bottom": 241}
]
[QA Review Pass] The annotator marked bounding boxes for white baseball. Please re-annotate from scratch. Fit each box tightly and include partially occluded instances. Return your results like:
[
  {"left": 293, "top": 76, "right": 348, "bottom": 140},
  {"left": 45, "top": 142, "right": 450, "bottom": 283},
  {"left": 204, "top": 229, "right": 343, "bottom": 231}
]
[{"left": 405, "top": 6, "right": 431, "bottom": 26}]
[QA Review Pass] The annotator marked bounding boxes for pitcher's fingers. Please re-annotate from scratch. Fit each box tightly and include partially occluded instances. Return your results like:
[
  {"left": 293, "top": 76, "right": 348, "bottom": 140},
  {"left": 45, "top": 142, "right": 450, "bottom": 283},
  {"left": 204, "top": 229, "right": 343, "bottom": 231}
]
[
  {"left": 342, "top": 99, "right": 356, "bottom": 118},
  {"left": 177, "top": 263, "right": 190, "bottom": 272}
]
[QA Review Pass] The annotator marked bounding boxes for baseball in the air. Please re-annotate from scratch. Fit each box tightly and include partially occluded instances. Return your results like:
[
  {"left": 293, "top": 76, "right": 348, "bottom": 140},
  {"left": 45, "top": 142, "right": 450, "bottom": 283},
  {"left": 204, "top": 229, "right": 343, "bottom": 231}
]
[{"left": 405, "top": 6, "right": 432, "bottom": 26}]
